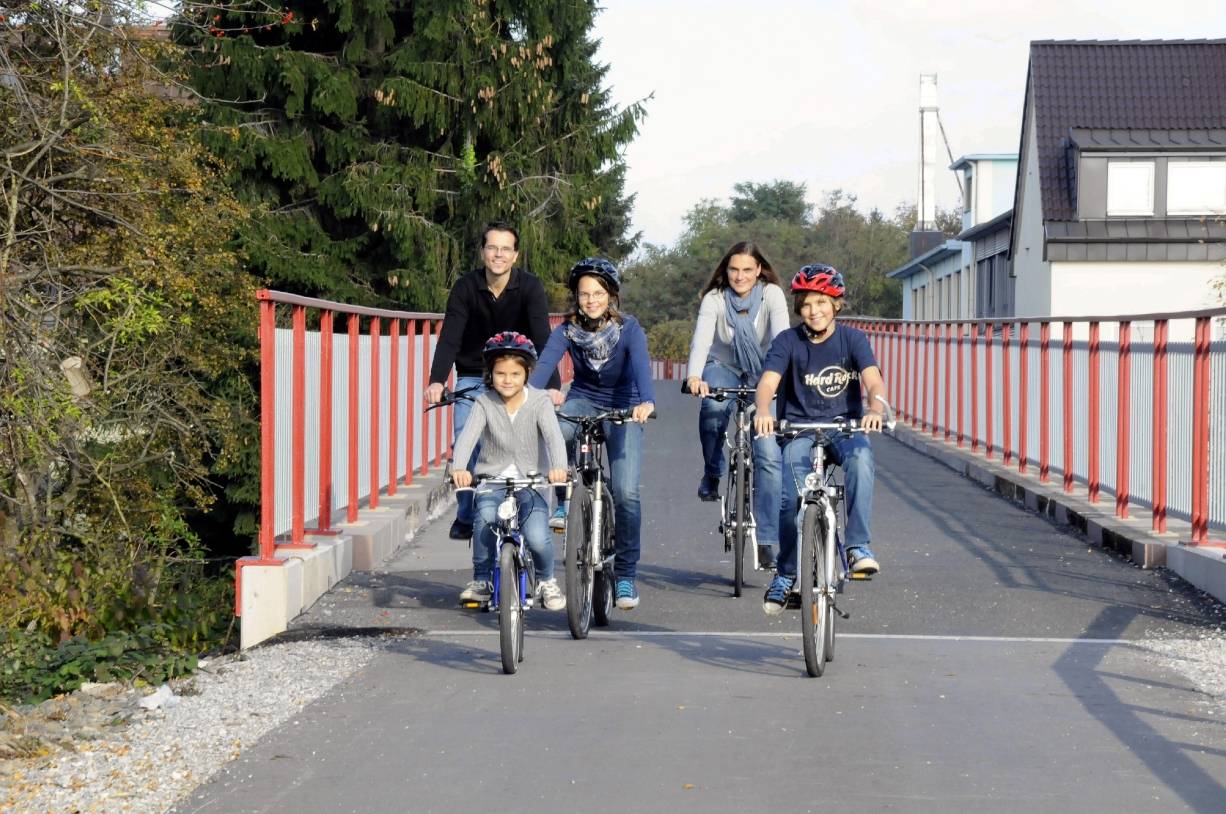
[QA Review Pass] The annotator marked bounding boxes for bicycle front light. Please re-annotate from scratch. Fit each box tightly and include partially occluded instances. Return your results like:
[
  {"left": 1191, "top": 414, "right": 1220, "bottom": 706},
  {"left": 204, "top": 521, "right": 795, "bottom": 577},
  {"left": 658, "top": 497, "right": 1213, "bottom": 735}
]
[
  {"left": 803, "top": 473, "right": 820, "bottom": 492},
  {"left": 497, "top": 497, "right": 517, "bottom": 522}
]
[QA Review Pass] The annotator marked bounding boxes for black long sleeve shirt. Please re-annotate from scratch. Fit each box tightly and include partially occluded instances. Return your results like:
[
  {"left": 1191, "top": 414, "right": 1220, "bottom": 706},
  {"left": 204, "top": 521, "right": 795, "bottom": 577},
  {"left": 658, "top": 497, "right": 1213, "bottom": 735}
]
[{"left": 429, "top": 267, "right": 559, "bottom": 387}]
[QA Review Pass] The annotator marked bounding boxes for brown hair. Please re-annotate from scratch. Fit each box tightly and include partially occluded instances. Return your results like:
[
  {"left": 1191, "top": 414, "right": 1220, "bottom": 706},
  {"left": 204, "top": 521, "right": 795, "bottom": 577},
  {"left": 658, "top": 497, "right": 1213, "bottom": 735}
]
[
  {"left": 699, "top": 241, "right": 782, "bottom": 299},
  {"left": 482, "top": 352, "right": 534, "bottom": 387},
  {"left": 792, "top": 289, "right": 845, "bottom": 317},
  {"left": 567, "top": 272, "right": 623, "bottom": 326}
]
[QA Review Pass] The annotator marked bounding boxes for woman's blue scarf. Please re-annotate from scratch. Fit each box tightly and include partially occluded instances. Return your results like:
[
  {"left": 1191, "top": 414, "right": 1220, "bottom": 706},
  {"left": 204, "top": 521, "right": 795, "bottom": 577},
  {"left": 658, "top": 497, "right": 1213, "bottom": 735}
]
[
  {"left": 725, "top": 283, "right": 764, "bottom": 378},
  {"left": 565, "top": 319, "right": 621, "bottom": 371}
]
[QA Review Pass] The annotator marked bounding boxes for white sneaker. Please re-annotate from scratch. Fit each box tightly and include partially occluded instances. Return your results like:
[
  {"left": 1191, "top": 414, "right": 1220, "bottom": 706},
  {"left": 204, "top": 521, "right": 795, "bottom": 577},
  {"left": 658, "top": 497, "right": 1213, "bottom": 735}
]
[
  {"left": 538, "top": 578, "right": 566, "bottom": 611},
  {"left": 458, "top": 580, "right": 492, "bottom": 604}
]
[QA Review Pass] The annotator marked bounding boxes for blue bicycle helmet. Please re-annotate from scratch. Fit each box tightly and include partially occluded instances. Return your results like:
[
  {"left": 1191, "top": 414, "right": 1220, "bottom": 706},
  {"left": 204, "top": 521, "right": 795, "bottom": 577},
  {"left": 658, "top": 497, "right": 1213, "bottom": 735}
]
[
  {"left": 482, "top": 331, "right": 538, "bottom": 366},
  {"left": 567, "top": 257, "right": 621, "bottom": 294}
]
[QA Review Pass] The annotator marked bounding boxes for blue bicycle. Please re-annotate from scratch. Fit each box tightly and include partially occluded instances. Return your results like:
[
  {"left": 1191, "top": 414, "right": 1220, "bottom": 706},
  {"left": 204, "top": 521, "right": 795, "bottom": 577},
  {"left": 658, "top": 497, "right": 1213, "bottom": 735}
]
[{"left": 456, "top": 474, "right": 550, "bottom": 674}]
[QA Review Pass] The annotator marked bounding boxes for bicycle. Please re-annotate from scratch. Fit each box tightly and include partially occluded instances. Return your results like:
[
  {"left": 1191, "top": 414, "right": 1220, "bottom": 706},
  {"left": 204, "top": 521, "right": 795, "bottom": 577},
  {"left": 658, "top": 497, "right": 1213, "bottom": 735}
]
[
  {"left": 454, "top": 473, "right": 550, "bottom": 675},
  {"left": 775, "top": 395, "right": 895, "bottom": 677},
  {"left": 556, "top": 407, "right": 653, "bottom": 639},
  {"left": 682, "top": 380, "right": 765, "bottom": 597}
]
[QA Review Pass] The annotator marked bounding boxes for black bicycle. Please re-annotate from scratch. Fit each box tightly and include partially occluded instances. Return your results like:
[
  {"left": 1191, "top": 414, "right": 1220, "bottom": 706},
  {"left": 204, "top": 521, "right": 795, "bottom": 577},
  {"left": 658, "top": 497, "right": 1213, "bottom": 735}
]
[
  {"left": 682, "top": 381, "right": 764, "bottom": 596},
  {"left": 557, "top": 407, "right": 652, "bottom": 639}
]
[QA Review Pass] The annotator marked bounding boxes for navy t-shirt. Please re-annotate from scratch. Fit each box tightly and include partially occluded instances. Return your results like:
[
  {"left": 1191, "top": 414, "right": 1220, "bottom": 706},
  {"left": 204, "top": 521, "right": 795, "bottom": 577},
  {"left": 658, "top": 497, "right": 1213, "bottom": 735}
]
[{"left": 762, "top": 323, "right": 879, "bottom": 422}]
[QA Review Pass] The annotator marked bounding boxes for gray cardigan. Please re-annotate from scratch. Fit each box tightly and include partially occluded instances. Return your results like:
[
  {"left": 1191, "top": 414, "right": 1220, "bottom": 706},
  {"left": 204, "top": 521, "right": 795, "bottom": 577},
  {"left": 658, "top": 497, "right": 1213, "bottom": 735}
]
[
  {"left": 451, "top": 386, "right": 567, "bottom": 478},
  {"left": 686, "top": 283, "right": 790, "bottom": 376}
]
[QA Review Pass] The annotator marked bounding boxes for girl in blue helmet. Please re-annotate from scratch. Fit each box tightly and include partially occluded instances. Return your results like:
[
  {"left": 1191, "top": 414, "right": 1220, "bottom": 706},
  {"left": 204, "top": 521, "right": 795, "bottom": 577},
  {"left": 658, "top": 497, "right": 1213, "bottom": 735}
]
[
  {"left": 451, "top": 332, "right": 569, "bottom": 611},
  {"left": 528, "top": 258, "right": 656, "bottom": 610}
]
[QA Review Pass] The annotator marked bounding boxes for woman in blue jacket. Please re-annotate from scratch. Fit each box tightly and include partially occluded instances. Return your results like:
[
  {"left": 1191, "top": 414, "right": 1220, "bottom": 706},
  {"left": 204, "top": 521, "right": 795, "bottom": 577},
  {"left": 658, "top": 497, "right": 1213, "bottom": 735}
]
[{"left": 530, "top": 258, "right": 655, "bottom": 610}]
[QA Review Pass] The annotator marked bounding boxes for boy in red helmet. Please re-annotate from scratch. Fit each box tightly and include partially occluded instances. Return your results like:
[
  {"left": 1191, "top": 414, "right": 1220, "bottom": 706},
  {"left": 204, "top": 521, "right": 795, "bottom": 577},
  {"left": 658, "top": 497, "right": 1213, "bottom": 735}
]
[{"left": 752, "top": 264, "right": 890, "bottom": 615}]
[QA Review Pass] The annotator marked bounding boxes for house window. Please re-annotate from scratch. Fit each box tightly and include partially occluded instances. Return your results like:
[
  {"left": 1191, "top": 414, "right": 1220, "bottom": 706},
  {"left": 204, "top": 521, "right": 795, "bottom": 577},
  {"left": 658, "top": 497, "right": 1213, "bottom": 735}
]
[
  {"left": 1106, "top": 161, "right": 1155, "bottom": 216},
  {"left": 1168, "top": 161, "right": 1226, "bottom": 215}
]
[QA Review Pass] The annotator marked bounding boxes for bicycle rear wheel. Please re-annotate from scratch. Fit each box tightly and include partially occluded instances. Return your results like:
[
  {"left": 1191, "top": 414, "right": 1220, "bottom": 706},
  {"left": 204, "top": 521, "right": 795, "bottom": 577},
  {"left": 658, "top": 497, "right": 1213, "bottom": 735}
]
[
  {"left": 565, "top": 481, "right": 593, "bottom": 639},
  {"left": 499, "top": 544, "right": 523, "bottom": 674},
  {"left": 799, "top": 503, "right": 831, "bottom": 677},
  {"left": 730, "top": 451, "right": 747, "bottom": 597}
]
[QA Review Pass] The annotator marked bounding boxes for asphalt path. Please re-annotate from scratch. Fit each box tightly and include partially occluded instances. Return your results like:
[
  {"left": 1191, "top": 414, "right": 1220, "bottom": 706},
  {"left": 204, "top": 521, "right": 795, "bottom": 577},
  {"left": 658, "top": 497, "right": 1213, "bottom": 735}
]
[{"left": 177, "top": 384, "right": 1226, "bottom": 814}]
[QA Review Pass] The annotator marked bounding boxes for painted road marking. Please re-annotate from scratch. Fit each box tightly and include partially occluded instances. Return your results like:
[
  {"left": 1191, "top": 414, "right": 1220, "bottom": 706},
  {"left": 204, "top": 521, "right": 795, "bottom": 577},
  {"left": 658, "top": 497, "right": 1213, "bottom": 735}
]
[{"left": 416, "top": 630, "right": 1134, "bottom": 645}]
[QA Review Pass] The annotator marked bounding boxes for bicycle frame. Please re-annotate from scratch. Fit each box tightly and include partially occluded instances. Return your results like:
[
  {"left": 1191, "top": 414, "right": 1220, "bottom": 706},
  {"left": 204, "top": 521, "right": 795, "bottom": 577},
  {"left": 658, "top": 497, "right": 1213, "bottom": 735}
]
[{"left": 458, "top": 475, "right": 546, "bottom": 611}]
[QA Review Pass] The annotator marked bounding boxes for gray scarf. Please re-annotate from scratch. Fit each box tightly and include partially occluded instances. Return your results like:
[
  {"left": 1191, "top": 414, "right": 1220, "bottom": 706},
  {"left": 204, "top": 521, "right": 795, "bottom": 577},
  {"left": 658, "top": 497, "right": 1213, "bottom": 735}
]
[
  {"left": 724, "top": 283, "right": 764, "bottom": 378},
  {"left": 565, "top": 319, "right": 622, "bottom": 371}
]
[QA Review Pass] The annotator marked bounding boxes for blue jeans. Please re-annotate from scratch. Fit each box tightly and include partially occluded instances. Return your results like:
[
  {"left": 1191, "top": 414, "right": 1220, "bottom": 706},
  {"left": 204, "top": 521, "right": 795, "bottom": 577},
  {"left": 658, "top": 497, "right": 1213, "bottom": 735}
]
[
  {"left": 558, "top": 397, "right": 644, "bottom": 580},
  {"left": 777, "top": 432, "right": 875, "bottom": 578},
  {"left": 450, "top": 375, "right": 485, "bottom": 525},
  {"left": 697, "top": 361, "right": 782, "bottom": 548},
  {"left": 472, "top": 487, "right": 553, "bottom": 582}
]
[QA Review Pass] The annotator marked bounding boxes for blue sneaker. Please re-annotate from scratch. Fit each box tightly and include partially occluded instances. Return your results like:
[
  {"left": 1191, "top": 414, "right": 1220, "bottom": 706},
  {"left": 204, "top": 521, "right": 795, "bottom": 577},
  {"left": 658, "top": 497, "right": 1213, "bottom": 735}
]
[
  {"left": 847, "top": 546, "right": 880, "bottom": 576},
  {"left": 762, "top": 573, "right": 795, "bottom": 616},
  {"left": 615, "top": 578, "right": 640, "bottom": 609},
  {"left": 549, "top": 504, "right": 567, "bottom": 530}
]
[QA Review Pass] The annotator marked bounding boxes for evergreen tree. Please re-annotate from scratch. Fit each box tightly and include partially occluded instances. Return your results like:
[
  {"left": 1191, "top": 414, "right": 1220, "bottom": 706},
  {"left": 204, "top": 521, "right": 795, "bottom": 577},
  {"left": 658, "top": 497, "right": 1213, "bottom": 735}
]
[{"left": 178, "top": 0, "right": 644, "bottom": 309}]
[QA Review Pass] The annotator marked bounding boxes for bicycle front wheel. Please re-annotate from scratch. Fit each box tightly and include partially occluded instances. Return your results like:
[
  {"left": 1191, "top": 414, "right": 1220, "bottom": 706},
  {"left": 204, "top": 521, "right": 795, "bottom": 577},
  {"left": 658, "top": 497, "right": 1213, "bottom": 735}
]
[
  {"left": 565, "top": 481, "right": 593, "bottom": 639},
  {"left": 799, "top": 503, "right": 831, "bottom": 677},
  {"left": 730, "top": 452, "right": 747, "bottom": 597},
  {"left": 499, "top": 544, "right": 523, "bottom": 674}
]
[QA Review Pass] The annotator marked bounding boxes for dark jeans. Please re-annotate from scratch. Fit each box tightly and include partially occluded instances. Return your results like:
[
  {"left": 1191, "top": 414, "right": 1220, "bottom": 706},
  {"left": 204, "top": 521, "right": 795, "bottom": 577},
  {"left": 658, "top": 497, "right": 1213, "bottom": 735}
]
[{"left": 777, "top": 432, "right": 875, "bottom": 578}]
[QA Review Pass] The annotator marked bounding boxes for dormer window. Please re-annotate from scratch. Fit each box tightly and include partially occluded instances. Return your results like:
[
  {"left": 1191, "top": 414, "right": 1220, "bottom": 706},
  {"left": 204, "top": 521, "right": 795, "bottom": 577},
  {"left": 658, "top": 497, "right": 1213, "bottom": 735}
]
[
  {"left": 1106, "top": 160, "right": 1155, "bottom": 216},
  {"left": 1167, "top": 160, "right": 1226, "bottom": 215}
]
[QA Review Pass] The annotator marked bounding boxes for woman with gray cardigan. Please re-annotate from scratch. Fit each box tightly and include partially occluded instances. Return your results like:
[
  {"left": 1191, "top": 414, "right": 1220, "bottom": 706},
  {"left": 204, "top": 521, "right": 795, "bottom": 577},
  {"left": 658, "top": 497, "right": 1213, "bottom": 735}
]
[
  {"left": 451, "top": 332, "right": 569, "bottom": 610},
  {"left": 685, "top": 241, "right": 790, "bottom": 569}
]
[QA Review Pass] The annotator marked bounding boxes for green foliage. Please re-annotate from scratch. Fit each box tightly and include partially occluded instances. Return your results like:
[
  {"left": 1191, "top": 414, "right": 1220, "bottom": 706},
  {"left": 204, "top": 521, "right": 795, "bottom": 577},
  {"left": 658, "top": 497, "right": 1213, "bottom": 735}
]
[
  {"left": 646, "top": 319, "right": 695, "bottom": 361},
  {"left": 178, "top": 0, "right": 647, "bottom": 309},
  {"left": 0, "top": 1, "right": 255, "bottom": 694},
  {"left": 622, "top": 183, "right": 965, "bottom": 327}
]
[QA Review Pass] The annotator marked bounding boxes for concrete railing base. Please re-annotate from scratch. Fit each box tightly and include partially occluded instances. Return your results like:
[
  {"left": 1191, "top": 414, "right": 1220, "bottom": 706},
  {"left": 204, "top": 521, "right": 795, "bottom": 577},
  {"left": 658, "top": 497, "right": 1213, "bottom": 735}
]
[
  {"left": 240, "top": 474, "right": 454, "bottom": 649},
  {"left": 890, "top": 425, "right": 1226, "bottom": 607}
]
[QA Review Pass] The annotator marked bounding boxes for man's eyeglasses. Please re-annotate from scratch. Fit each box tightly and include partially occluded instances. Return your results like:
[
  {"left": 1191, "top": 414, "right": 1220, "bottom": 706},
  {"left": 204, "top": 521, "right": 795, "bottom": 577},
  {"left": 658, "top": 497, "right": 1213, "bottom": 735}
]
[{"left": 484, "top": 245, "right": 516, "bottom": 255}]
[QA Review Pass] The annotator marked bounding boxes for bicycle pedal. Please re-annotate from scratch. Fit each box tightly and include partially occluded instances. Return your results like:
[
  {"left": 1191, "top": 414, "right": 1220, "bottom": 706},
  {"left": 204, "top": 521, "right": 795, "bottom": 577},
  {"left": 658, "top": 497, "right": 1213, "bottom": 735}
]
[
  {"left": 849, "top": 572, "right": 873, "bottom": 581},
  {"left": 460, "top": 600, "right": 488, "bottom": 610},
  {"left": 784, "top": 593, "right": 802, "bottom": 610}
]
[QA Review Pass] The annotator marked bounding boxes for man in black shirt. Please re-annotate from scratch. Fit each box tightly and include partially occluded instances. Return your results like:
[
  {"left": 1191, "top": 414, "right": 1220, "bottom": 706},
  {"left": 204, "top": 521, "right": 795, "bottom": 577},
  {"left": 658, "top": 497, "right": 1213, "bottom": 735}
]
[{"left": 426, "top": 222, "right": 557, "bottom": 546}]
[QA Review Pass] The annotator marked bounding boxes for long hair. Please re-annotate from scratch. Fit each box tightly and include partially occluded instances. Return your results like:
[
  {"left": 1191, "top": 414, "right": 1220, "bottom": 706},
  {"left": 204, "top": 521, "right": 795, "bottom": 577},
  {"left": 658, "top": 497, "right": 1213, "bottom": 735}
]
[
  {"left": 567, "top": 272, "right": 623, "bottom": 327},
  {"left": 699, "top": 241, "right": 782, "bottom": 299}
]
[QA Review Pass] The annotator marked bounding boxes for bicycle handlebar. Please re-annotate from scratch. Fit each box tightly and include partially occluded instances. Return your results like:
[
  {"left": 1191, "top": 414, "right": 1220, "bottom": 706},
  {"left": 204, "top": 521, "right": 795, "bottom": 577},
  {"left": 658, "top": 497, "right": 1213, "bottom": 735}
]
[
  {"left": 557, "top": 408, "right": 657, "bottom": 425},
  {"left": 681, "top": 379, "right": 757, "bottom": 402},
  {"left": 453, "top": 473, "right": 553, "bottom": 493},
  {"left": 425, "top": 384, "right": 481, "bottom": 411}
]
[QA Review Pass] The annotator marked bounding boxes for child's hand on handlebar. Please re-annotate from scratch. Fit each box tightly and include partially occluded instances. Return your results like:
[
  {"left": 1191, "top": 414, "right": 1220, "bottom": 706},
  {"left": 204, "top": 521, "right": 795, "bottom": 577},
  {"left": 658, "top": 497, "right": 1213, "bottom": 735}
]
[
  {"left": 631, "top": 402, "right": 654, "bottom": 423},
  {"left": 754, "top": 412, "right": 775, "bottom": 438},
  {"left": 548, "top": 468, "right": 568, "bottom": 484},
  {"left": 451, "top": 469, "right": 472, "bottom": 488}
]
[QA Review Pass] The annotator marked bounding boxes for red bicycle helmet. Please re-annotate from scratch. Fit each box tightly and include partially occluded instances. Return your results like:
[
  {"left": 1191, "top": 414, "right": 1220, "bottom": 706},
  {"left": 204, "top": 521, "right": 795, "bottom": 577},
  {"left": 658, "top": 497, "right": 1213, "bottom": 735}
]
[
  {"left": 482, "top": 331, "right": 538, "bottom": 365},
  {"left": 791, "top": 263, "right": 846, "bottom": 298}
]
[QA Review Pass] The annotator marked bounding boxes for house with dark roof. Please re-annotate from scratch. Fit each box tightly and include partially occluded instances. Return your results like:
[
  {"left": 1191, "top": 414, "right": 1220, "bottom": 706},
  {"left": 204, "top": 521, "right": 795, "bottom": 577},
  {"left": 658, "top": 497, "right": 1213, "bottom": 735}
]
[{"left": 1010, "top": 39, "right": 1226, "bottom": 319}]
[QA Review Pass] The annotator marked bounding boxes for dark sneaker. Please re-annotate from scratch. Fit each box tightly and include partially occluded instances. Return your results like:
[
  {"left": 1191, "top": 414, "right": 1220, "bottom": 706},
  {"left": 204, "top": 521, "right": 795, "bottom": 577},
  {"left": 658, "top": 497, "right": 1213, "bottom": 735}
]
[
  {"left": 615, "top": 579, "right": 640, "bottom": 609},
  {"left": 449, "top": 519, "right": 473, "bottom": 540},
  {"left": 697, "top": 475, "right": 720, "bottom": 501},
  {"left": 756, "top": 544, "right": 776, "bottom": 570},
  {"left": 762, "top": 574, "right": 795, "bottom": 616},
  {"left": 548, "top": 505, "right": 567, "bottom": 530},
  {"left": 847, "top": 546, "right": 880, "bottom": 576},
  {"left": 459, "top": 580, "right": 492, "bottom": 605}
]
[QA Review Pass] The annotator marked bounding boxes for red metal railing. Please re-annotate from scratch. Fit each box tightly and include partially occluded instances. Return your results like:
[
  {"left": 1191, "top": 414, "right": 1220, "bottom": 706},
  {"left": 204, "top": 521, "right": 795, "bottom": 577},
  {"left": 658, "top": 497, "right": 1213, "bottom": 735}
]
[
  {"left": 847, "top": 308, "right": 1226, "bottom": 546},
  {"left": 239, "top": 293, "right": 685, "bottom": 613}
]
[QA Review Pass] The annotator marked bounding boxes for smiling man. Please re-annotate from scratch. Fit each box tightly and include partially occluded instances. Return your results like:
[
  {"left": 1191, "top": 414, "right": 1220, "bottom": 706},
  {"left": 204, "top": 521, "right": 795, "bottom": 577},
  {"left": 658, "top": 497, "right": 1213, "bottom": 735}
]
[{"left": 426, "top": 222, "right": 557, "bottom": 540}]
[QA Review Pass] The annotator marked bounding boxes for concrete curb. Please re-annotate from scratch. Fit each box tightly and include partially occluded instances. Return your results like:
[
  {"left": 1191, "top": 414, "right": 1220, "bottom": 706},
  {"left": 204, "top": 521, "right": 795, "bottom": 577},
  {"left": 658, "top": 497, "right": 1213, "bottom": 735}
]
[
  {"left": 240, "top": 473, "right": 455, "bottom": 648},
  {"left": 888, "top": 424, "right": 1226, "bottom": 606}
]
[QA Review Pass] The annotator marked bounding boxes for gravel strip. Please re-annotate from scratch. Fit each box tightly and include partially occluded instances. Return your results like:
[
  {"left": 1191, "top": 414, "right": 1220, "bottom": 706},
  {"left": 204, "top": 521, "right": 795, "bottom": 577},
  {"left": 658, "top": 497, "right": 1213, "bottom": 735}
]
[{"left": 0, "top": 637, "right": 384, "bottom": 814}]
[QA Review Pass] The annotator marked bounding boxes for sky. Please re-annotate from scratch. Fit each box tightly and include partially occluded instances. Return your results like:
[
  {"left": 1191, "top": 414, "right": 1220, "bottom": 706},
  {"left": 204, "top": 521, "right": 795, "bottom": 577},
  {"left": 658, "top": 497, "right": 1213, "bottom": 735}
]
[{"left": 592, "top": 0, "right": 1225, "bottom": 249}]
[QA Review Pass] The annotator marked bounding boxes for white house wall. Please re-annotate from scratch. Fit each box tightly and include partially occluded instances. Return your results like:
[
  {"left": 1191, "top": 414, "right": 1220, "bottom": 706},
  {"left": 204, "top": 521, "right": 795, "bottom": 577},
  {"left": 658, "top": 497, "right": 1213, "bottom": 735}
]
[{"left": 1012, "top": 99, "right": 1050, "bottom": 317}]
